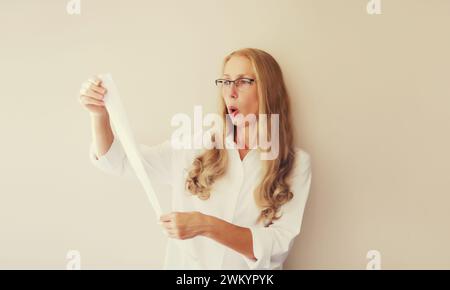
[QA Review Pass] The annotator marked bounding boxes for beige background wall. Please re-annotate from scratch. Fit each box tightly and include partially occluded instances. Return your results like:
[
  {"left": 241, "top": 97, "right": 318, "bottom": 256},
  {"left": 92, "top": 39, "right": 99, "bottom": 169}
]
[{"left": 0, "top": 0, "right": 449, "bottom": 269}]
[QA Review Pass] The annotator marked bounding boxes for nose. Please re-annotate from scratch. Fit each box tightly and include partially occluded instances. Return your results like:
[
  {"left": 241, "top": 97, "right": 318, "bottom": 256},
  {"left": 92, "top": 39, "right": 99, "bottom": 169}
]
[{"left": 226, "top": 83, "right": 238, "bottom": 99}]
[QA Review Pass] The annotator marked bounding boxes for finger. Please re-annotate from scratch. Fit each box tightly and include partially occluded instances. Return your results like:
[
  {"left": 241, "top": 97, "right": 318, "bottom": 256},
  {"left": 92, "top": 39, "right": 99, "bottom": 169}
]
[
  {"left": 93, "top": 85, "right": 106, "bottom": 95},
  {"left": 160, "top": 213, "right": 173, "bottom": 222},
  {"left": 83, "top": 82, "right": 106, "bottom": 95},
  {"left": 167, "top": 231, "right": 179, "bottom": 239},
  {"left": 88, "top": 76, "right": 101, "bottom": 86},
  {"left": 160, "top": 221, "right": 173, "bottom": 228},
  {"left": 163, "top": 227, "right": 177, "bottom": 238},
  {"left": 80, "top": 88, "right": 104, "bottom": 100},
  {"left": 80, "top": 95, "right": 105, "bottom": 106},
  {"left": 80, "top": 96, "right": 104, "bottom": 107},
  {"left": 165, "top": 227, "right": 176, "bottom": 234},
  {"left": 159, "top": 221, "right": 171, "bottom": 229}
]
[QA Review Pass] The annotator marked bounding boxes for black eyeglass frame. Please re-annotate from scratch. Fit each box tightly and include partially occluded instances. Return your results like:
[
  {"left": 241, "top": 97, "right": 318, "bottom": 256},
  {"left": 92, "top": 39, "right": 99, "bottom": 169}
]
[{"left": 215, "top": 78, "right": 256, "bottom": 88}]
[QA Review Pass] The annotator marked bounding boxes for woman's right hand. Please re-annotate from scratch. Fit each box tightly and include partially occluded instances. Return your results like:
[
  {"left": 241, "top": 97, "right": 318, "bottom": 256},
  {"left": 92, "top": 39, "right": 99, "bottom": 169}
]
[{"left": 78, "top": 76, "right": 108, "bottom": 117}]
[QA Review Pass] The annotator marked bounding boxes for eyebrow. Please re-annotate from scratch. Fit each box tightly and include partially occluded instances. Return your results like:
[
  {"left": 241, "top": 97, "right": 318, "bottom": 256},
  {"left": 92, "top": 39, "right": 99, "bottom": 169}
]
[{"left": 222, "top": 74, "right": 254, "bottom": 79}]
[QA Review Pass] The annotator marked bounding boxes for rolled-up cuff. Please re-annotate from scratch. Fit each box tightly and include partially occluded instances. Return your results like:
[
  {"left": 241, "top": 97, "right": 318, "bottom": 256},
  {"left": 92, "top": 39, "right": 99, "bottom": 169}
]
[
  {"left": 89, "top": 137, "right": 125, "bottom": 176},
  {"left": 243, "top": 226, "right": 272, "bottom": 270}
]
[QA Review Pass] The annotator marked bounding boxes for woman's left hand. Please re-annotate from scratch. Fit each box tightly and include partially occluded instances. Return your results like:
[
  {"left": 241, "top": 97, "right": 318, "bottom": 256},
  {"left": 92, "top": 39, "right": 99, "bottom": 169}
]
[
  {"left": 160, "top": 211, "right": 255, "bottom": 260},
  {"left": 159, "top": 211, "right": 211, "bottom": 240}
]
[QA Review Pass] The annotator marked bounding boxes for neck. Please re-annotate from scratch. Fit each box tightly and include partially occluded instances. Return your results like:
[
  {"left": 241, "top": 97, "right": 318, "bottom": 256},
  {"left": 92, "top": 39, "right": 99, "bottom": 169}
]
[{"left": 233, "top": 125, "right": 257, "bottom": 150}]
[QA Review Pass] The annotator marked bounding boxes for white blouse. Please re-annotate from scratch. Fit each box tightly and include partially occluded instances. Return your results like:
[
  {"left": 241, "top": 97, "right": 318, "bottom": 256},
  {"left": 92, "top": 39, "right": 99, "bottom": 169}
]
[{"left": 89, "top": 132, "right": 312, "bottom": 270}]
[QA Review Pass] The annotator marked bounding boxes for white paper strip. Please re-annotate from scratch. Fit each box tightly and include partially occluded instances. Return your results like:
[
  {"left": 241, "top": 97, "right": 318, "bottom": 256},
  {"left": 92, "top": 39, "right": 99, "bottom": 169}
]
[
  {"left": 99, "top": 73, "right": 162, "bottom": 219},
  {"left": 98, "top": 74, "right": 200, "bottom": 266}
]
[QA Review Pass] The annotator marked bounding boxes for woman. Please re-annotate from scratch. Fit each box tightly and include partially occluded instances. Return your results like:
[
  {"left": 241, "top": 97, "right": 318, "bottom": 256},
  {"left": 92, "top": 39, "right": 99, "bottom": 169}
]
[{"left": 79, "top": 48, "right": 312, "bottom": 269}]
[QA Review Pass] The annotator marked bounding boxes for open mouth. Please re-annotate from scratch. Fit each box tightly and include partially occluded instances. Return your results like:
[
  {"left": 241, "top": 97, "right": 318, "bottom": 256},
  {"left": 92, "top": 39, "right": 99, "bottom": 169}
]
[{"left": 228, "top": 105, "right": 239, "bottom": 117}]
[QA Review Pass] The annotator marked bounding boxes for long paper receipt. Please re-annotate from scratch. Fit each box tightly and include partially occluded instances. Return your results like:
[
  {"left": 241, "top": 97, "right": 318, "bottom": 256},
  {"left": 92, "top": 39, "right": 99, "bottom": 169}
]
[{"left": 99, "top": 73, "right": 162, "bottom": 219}]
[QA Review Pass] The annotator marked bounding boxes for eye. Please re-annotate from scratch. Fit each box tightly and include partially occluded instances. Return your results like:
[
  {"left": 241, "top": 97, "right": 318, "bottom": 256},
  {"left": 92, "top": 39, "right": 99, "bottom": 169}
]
[
  {"left": 237, "top": 79, "right": 252, "bottom": 86},
  {"left": 223, "top": 80, "right": 231, "bottom": 86},
  {"left": 216, "top": 79, "right": 228, "bottom": 86}
]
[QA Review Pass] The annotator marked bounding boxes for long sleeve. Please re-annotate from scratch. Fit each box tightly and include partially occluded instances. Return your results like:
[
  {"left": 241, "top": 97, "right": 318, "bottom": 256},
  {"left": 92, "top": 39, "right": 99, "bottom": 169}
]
[
  {"left": 89, "top": 136, "right": 174, "bottom": 186},
  {"left": 243, "top": 149, "right": 312, "bottom": 269}
]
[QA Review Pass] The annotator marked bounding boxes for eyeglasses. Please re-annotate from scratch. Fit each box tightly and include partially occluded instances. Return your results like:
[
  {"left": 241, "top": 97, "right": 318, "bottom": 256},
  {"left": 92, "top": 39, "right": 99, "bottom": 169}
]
[{"left": 215, "top": 78, "right": 256, "bottom": 92}]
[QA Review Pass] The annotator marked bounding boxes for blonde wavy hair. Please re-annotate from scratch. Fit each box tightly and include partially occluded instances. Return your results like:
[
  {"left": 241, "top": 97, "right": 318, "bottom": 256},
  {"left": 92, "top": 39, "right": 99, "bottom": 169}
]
[{"left": 185, "top": 48, "right": 297, "bottom": 227}]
